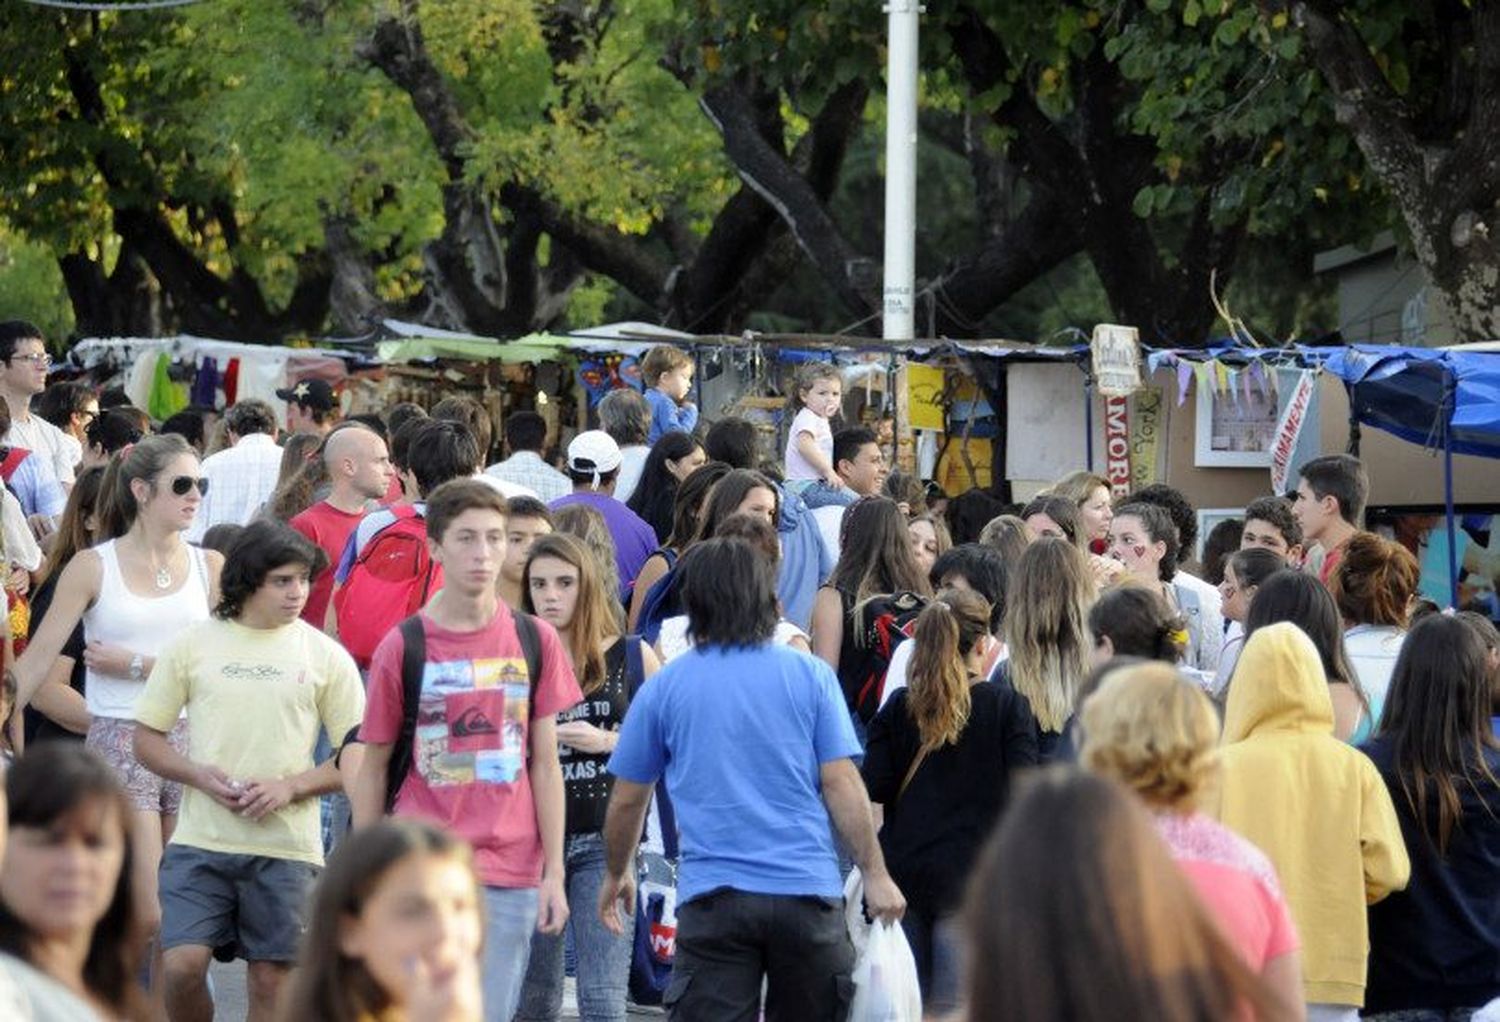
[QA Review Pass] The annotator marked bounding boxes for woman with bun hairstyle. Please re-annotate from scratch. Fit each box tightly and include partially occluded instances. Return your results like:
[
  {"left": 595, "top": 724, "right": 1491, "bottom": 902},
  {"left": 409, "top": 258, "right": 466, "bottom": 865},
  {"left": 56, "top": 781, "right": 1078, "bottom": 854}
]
[
  {"left": 1088, "top": 584, "right": 1187, "bottom": 666},
  {"left": 862, "top": 588, "right": 1037, "bottom": 1011},
  {"left": 1331, "top": 532, "right": 1419, "bottom": 727}
]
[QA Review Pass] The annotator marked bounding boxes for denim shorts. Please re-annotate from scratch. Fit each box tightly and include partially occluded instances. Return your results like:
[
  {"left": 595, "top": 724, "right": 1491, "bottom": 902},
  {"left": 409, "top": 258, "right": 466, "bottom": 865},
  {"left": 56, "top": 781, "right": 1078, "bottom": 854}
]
[{"left": 158, "top": 844, "right": 319, "bottom": 962}]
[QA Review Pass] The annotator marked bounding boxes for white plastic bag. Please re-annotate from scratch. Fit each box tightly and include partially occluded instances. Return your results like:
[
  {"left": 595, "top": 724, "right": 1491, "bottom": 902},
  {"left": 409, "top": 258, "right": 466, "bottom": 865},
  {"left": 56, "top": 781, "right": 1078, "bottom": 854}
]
[{"left": 844, "top": 869, "right": 921, "bottom": 1022}]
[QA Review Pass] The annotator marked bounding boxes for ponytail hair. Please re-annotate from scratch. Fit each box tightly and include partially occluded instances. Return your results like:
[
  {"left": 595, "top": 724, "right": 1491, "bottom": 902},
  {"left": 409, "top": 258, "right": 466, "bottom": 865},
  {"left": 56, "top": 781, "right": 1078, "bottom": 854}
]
[
  {"left": 907, "top": 588, "right": 991, "bottom": 749},
  {"left": 96, "top": 434, "right": 195, "bottom": 540}
]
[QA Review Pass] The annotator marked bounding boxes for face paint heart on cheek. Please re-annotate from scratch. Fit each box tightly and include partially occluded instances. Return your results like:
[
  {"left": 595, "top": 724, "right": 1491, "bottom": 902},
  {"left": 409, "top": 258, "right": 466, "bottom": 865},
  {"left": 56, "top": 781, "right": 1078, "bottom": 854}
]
[{"left": 1133, "top": 545, "right": 1147, "bottom": 560}]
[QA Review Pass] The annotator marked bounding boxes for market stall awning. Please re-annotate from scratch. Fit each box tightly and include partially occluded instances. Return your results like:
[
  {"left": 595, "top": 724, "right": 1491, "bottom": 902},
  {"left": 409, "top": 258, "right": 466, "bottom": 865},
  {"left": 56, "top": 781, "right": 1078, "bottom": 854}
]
[
  {"left": 1322, "top": 345, "right": 1500, "bottom": 459},
  {"left": 375, "top": 334, "right": 568, "bottom": 364}
]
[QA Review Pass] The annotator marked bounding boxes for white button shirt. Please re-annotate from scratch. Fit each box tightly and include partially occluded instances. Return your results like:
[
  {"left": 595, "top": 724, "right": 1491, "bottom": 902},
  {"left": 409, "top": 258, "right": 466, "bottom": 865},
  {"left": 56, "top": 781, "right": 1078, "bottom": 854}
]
[{"left": 190, "top": 433, "right": 284, "bottom": 541}]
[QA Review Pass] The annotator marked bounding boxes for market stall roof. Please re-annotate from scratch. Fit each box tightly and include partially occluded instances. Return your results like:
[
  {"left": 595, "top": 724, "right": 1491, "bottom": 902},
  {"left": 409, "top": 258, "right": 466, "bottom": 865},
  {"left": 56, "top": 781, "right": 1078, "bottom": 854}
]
[{"left": 1322, "top": 344, "right": 1500, "bottom": 459}]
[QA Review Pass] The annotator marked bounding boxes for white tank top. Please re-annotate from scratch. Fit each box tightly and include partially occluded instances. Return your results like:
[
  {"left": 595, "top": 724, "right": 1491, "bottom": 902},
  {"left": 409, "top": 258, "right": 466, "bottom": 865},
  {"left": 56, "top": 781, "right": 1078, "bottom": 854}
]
[{"left": 82, "top": 539, "right": 211, "bottom": 719}]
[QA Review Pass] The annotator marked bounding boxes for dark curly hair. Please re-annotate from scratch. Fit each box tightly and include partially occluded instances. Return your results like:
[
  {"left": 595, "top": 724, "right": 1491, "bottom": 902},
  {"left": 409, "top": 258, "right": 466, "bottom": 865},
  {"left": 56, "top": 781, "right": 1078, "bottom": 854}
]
[{"left": 214, "top": 519, "right": 327, "bottom": 620}]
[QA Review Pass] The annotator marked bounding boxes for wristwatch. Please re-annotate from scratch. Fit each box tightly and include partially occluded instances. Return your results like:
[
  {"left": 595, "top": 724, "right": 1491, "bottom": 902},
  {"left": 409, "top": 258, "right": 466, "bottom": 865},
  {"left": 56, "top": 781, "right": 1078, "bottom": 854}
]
[{"left": 129, "top": 654, "right": 145, "bottom": 684}]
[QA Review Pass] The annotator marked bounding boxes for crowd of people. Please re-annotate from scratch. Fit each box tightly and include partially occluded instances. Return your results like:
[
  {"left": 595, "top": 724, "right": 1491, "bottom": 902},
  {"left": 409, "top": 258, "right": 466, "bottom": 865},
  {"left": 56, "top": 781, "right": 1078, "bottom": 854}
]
[{"left": 0, "top": 317, "right": 1494, "bottom": 1022}]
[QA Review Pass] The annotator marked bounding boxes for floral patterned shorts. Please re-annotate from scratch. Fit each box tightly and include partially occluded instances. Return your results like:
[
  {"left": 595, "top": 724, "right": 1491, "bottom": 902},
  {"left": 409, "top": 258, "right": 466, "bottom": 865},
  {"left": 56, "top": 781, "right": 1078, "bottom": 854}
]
[{"left": 86, "top": 716, "right": 189, "bottom": 814}]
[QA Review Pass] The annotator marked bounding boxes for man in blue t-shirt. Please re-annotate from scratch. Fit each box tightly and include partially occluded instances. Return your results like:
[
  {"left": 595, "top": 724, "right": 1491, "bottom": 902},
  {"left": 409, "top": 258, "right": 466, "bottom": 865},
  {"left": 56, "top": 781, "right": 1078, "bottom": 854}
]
[{"left": 598, "top": 537, "right": 904, "bottom": 1019}]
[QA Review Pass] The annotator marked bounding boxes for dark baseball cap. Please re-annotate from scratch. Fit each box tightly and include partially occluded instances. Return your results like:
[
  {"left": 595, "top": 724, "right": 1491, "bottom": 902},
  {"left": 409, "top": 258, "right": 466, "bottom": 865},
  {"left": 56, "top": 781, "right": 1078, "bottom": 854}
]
[{"left": 274, "top": 378, "right": 336, "bottom": 412}]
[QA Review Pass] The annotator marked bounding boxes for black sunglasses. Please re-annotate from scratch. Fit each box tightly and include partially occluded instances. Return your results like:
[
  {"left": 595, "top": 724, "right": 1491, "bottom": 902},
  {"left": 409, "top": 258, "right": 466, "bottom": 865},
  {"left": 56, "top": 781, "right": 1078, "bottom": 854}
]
[{"left": 170, "top": 475, "right": 209, "bottom": 497}]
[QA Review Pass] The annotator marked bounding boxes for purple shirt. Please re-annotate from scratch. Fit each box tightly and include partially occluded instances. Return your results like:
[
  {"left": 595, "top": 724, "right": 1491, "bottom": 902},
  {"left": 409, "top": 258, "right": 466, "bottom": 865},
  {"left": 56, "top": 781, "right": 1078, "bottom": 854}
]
[{"left": 549, "top": 491, "right": 659, "bottom": 594}]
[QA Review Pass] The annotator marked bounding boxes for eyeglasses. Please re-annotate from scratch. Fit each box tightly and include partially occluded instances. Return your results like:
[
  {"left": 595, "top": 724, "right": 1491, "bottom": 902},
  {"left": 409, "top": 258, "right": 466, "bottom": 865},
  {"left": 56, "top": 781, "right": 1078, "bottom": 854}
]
[
  {"left": 9, "top": 352, "right": 50, "bottom": 367},
  {"left": 170, "top": 476, "right": 209, "bottom": 497}
]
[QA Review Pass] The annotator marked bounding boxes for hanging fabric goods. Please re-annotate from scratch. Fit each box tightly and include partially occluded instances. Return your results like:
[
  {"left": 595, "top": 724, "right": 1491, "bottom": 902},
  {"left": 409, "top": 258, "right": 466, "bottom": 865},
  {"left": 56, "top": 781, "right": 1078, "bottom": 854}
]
[{"left": 1176, "top": 360, "right": 1193, "bottom": 406}]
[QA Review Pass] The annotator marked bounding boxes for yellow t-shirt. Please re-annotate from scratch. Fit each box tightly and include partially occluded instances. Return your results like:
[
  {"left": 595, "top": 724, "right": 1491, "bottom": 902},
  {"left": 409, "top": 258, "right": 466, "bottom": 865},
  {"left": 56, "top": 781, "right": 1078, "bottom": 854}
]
[{"left": 136, "top": 617, "right": 365, "bottom": 865}]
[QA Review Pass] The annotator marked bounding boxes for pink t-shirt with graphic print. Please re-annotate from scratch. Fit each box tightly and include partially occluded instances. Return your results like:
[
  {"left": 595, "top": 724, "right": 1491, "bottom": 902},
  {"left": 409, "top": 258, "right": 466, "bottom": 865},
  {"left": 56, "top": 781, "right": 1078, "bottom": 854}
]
[
  {"left": 1155, "top": 811, "right": 1300, "bottom": 970},
  {"left": 362, "top": 606, "right": 582, "bottom": 889}
]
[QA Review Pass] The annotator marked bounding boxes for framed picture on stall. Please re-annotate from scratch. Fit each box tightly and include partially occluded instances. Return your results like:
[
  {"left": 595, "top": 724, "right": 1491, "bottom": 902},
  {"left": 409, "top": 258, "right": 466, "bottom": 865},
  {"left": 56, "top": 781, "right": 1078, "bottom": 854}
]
[
  {"left": 1194, "top": 379, "right": 1279, "bottom": 468},
  {"left": 1195, "top": 508, "right": 1244, "bottom": 561}
]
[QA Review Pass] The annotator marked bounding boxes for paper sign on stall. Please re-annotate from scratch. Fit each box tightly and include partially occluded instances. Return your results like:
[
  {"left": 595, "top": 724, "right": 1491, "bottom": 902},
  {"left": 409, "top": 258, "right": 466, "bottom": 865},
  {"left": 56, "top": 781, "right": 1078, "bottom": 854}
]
[{"left": 1091, "top": 324, "right": 1142, "bottom": 397}]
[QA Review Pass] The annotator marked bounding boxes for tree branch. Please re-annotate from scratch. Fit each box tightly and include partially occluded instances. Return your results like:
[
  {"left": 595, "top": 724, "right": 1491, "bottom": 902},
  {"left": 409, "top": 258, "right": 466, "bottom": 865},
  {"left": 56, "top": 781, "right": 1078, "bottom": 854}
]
[
  {"left": 699, "top": 76, "right": 873, "bottom": 317},
  {"left": 1290, "top": 1, "right": 1425, "bottom": 200}
]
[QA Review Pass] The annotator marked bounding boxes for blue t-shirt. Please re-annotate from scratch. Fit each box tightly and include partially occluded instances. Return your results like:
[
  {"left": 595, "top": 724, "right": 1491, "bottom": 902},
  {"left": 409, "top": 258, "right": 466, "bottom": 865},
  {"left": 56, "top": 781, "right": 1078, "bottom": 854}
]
[
  {"left": 609, "top": 643, "right": 858, "bottom": 904},
  {"left": 644, "top": 387, "right": 698, "bottom": 445}
]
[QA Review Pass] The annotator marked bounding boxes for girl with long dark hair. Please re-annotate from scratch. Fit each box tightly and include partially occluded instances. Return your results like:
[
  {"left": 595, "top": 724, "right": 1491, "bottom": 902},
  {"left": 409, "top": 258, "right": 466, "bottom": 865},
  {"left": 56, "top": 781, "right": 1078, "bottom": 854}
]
[
  {"left": 625, "top": 462, "right": 728, "bottom": 633},
  {"left": 518, "top": 533, "right": 659, "bottom": 1022},
  {"left": 624, "top": 430, "right": 705, "bottom": 547},
  {"left": 964, "top": 768, "right": 1282, "bottom": 1021},
  {"left": 280, "top": 820, "right": 483, "bottom": 1022},
  {"left": 811, "top": 497, "right": 931, "bottom": 726},
  {"left": 25, "top": 464, "right": 106, "bottom": 744},
  {"left": 1245, "top": 569, "right": 1368, "bottom": 742},
  {"left": 12, "top": 435, "right": 223, "bottom": 1003},
  {"left": 0, "top": 744, "right": 147, "bottom": 1020},
  {"left": 862, "top": 588, "right": 1037, "bottom": 1011},
  {"left": 1360, "top": 615, "right": 1500, "bottom": 1018}
]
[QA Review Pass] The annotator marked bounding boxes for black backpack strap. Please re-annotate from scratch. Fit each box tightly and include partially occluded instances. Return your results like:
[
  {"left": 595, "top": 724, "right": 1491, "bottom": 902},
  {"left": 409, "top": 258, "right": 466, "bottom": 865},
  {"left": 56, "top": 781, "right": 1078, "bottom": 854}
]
[
  {"left": 624, "top": 633, "right": 646, "bottom": 698},
  {"left": 383, "top": 615, "right": 427, "bottom": 812},
  {"left": 513, "top": 610, "right": 543, "bottom": 723}
]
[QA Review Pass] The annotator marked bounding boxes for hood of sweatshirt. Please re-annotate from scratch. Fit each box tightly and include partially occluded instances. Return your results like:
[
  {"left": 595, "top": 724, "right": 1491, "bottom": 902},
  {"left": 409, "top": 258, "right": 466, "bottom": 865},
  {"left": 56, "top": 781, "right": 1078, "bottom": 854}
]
[{"left": 1221, "top": 621, "right": 1335, "bottom": 743}]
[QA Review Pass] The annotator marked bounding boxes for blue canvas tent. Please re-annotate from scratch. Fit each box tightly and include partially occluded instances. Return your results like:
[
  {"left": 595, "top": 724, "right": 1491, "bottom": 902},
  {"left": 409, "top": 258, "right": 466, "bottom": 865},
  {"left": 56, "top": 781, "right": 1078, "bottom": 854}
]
[{"left": 1321, "top": 344, "right": 1500, "bottom": 606}]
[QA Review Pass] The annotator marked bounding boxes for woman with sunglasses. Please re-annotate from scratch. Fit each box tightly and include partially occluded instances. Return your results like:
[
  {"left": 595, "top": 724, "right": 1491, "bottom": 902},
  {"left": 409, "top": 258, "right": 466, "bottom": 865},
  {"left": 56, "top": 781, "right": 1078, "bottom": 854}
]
[{"left": 12, "top": 434, "right": 222, "bottom": 1012}]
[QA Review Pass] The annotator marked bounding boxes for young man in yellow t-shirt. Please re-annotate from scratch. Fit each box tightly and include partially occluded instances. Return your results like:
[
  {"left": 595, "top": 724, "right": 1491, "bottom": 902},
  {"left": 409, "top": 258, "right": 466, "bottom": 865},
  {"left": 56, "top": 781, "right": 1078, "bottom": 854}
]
[{"left": 135, "top": 520, "right": 365, "bottom": 1022}]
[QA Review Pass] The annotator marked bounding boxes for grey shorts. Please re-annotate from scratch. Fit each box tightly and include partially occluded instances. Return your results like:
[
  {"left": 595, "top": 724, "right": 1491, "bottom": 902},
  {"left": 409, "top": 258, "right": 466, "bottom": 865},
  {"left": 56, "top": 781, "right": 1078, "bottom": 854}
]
[{"left": 158, "top": 844, "right": 319, "bottom": 962}]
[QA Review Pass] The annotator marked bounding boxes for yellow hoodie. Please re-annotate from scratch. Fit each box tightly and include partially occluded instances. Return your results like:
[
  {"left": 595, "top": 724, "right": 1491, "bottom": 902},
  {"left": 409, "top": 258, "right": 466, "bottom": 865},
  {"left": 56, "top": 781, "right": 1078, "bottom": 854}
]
[{"left": 1212, "top": 622, "right": 1409, "bottom": 1008}]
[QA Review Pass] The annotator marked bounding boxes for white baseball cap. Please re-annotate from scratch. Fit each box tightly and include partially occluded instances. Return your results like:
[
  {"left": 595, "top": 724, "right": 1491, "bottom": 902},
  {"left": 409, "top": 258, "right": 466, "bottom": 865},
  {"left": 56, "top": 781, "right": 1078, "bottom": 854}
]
[{"left": 567, "top": 430, "right": 623, "bottom": 488}]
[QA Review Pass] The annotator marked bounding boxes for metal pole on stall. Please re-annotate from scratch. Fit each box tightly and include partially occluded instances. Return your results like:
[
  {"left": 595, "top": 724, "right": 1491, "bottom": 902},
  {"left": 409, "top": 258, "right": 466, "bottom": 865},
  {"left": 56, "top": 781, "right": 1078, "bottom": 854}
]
[
  {"left": 882, "top": 0, "right": 920, "bottom": 342},
  {"left": 1442, "top": 367, "right": 1460, "bottom": 609},
  {"left": 1084, "top": 372, "right": 1095, "bottom": 471}
]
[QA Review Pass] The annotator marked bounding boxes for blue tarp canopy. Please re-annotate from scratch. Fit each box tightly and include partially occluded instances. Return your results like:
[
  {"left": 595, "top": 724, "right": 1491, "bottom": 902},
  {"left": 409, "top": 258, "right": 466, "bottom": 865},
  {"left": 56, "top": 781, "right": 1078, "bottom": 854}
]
[{"left": 1320, "top": 344, "right": 1500, "bottom": 459}]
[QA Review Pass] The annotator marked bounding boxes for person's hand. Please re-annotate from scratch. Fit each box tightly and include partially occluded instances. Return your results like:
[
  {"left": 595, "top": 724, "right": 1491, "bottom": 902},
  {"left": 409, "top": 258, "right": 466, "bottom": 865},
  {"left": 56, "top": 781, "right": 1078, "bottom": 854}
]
[
  {"left": 536, "top": 872, "right": 569, "bottom": 935},
  {"left": 861, "top": 868, "right": 906, "bottom": 924},
  {"left": 83, "top": 642, "right": 135, "bottom": 678},
  {"left": 555, "top": 721, "right": 615, "bottom": 755},
  {"left": 823, "top": 472, "right": 846, "bottom": 489},
  {"left": 238, "top": 777, "right": 296, "bottom": 820},
  {"left": 598, "top": 869, "right": 636, "bottom": 936},
  {"left": 26, "top": 514, "right": 55, "bottom": 542},
  {"left": 195, "top": 764, "right": 245, "bottom": 812},
  {"left": 5, "top": 564, "right": 29, "bottom": 596},
  {"left": 1090, "top": 554, "right": 1126, "bottom": 587},
  {"left": 406, "top": 955, "right": 482, "bottom": 1022}
]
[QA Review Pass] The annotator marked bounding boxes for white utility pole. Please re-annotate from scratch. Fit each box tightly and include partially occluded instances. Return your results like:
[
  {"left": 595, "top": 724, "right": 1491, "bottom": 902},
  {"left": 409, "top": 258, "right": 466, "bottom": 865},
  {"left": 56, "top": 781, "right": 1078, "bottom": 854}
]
[{"left": 882, "top": 0, "right": 921, "bottom": 341}]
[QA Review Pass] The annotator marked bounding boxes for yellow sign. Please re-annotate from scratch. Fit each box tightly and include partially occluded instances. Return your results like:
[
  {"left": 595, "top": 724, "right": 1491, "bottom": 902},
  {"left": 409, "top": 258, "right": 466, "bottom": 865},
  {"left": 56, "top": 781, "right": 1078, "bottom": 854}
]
[
  {"left": 1130, "top": 386, "right": 1163, "bottom": 491},
  {"left": 906, "top": 363, "right": 946, "bottom": 431}
]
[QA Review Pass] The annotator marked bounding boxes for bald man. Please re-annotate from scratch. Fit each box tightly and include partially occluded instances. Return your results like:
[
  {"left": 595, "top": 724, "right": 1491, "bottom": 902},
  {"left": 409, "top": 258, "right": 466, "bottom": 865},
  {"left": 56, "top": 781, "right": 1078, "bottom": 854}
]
[{"left": 289, "top": 424, "right": 396, "bottom": 628}]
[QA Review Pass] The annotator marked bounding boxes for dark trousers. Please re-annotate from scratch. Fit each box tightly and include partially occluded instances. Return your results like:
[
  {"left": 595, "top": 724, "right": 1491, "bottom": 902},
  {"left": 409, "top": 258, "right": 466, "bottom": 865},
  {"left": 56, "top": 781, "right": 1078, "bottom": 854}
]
[{"left": 664, "top": 889, "right": 854, "bottom": 1022}]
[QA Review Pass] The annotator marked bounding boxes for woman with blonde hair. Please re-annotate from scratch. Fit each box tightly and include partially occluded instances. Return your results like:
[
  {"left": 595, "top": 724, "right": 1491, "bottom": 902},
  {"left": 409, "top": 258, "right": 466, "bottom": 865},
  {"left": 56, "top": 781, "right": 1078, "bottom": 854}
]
[
  {"left": 1081, "top": 663, "right": 1304, "bottom": 1017},
  {"left": 964, "top": 768, "right": 1283, "bottom": 1021},
  {"left": 862, "top": 587, "right": 1036, "bottom": 1011},
  {"left": 519, "top": 532, "right": 659, "bottom": 1021},
  {"left": 1000, "top": 537, "right": 1095, "bottom": 760},
  {"left": 1050, "top": 470, "right": 1114, "bottom": 551}
]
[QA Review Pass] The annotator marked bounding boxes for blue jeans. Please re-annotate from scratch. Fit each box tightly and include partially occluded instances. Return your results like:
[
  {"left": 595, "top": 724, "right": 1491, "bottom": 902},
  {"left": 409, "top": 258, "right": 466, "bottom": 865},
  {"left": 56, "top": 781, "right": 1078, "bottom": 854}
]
[
  {"left": 481, "top": 886, "right": 539, "bottom": 1021},
  {"left": 901, "top": 906, "right": 960, "bottom": 1013},
  {"left": 515, "top": 834, "right": 633, "bottom": 1022},
  {"left": 798, "top": 480, "right": 859, "bottom": 510}
]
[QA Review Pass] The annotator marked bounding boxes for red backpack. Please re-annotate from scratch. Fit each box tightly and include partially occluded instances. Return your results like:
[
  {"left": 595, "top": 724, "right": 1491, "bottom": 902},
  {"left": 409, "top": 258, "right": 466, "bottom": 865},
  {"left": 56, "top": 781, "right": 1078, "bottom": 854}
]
[{"left": 334, "top": 506, "right": 443, "bottom": 669}]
